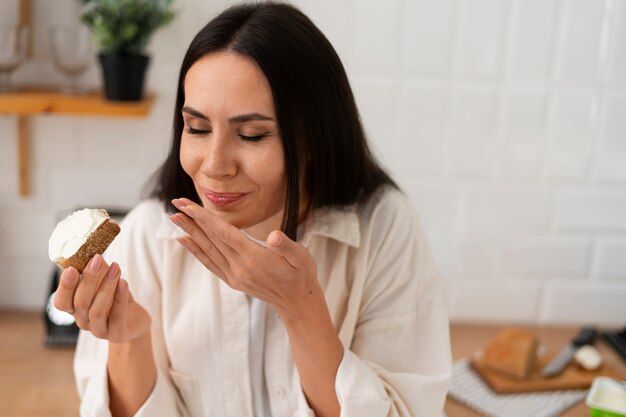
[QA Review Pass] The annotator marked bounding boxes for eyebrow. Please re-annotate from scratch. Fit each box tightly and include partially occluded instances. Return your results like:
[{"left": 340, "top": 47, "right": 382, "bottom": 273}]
[{"left": 181, "top": 106, "right": 274, "bottom": 124}]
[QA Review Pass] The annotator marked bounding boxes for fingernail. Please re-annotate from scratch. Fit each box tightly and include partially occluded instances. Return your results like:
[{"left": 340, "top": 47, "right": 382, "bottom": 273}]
[
  {"left": 180, "top": 205, "right": 195, "bottom": 219},
  {"left": 88, "top": 254, "right": 103, "bottom": 273},
  {"left": 64, "top": 267, "right": 78, "bottom": 283},
  {"left": 106, "top": 262, "right": 120, "bottom": 280},
  {"left": 269, "top": 231, "right": 283, "bottom": 246},
  {"left": 172, "top": 199, "right": 185, "bottom": 209},
  {"left": 117, "top": 279, "right": 126, "bottom": 294},
  {"left": 170, "top": 215, "right": 185, "bottom": 228}
]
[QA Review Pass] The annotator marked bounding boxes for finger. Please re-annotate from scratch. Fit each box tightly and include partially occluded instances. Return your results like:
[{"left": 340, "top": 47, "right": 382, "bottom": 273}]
[
  {"left": 170, "top": 213, "right": 232, "bottom": 273},
  {"left": 172, "top": 198, "right": 250, "bottom": 255},
  {"left": 54, "top": 267, "right": 80, "bottom": 313},
  {"left": 107, "top": 279, "right": 129, "bottom": 342},
  {"left": 73, "top": 254, "right": 108, "bottom": 328},
  {"left": 267, "top": 230, "right": 310, "bottom": 269},
  {"left": 176, "top": 236, "right": 227, "bottom": 281},
  {"left": 88, "top": 263, "right": 121, "bottom": 339}
]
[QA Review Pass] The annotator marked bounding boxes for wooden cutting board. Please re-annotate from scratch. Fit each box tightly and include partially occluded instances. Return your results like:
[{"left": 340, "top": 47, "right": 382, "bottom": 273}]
[{"left": 471, "top": 351, "right": 624, "bottom": 393}]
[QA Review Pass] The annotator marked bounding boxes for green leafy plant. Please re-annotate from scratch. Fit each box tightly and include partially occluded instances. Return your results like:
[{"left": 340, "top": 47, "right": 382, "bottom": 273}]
[{"left": 79, "top": 0, "right": 176, "bottom": 55}]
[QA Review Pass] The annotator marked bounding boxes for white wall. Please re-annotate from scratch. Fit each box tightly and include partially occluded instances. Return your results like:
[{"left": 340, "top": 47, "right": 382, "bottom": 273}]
[{"left": 1, "top": 0, "right": 625, "bottom": 325}]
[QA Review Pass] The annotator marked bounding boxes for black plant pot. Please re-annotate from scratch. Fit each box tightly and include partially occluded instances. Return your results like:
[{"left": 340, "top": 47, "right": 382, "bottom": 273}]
[{"left": 98, "top": 53, "right": 150, "bottom": 101}]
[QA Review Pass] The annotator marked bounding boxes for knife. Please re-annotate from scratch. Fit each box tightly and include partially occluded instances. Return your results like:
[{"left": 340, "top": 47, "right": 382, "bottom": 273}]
[{"left": 542, "top": 326, "right": 598, "bottom": 378}]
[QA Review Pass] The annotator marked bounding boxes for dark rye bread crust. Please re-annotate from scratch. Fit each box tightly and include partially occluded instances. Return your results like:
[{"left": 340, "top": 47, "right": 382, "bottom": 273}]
[{"left": 55, "top": 220, "right": 120, "bottom": 273}]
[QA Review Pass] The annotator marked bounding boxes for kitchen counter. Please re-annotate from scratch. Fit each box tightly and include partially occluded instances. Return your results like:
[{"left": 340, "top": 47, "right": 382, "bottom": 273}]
[
  {"left": 445, "top": 324, "right": 626, "bottom": 417},
  {"left": 0, "top": 311, "right": 624, "bottom": 417}
]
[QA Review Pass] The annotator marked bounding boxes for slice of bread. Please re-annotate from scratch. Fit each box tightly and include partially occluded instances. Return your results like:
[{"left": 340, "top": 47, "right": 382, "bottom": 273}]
[
  {"left": 54, "top": 219, "right": 120, "bottom": 273},
  {"left": 49, "top": 209, "right": 120, "bottom": 273},
  {"left": 482, "top": 328, "right": 538, "bottom": 380}
]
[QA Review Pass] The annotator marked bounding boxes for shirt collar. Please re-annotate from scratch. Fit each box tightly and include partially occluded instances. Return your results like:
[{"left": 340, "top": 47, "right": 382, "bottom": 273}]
[{"left": 298, "top": 205, "right": 361, "bottom": 248}]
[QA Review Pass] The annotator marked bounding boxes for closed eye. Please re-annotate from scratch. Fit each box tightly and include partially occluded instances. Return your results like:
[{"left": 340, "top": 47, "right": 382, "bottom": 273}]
[
  {"left": 239, "top": 133, "right": 269, "bottom": 142},
  {"left": 186, "top": 126, "right": 210, "bottom": 135}
]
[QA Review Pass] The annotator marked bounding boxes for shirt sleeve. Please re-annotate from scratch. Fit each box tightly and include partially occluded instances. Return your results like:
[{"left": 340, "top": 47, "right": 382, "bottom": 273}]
[
  {"left": 334, "top": 191, "right": 452, "bottom": 417},
  {"left": 73, "top": 202, "right": 184, "bottom": 417}
]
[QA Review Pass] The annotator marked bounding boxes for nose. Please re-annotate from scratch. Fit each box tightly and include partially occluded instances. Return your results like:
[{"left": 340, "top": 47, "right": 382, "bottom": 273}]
[{"left": 199, "top": 131, "right": 237, "bottom": 179}]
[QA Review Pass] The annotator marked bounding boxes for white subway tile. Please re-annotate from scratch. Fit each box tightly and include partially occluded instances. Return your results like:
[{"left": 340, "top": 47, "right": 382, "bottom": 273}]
[
  {"left": 593, "top": 238, "right": 626, "bottom": 280},
  {"left": 425, "top": 231, "right": 456, "bottom": 279},
  {"left": 449, "top": 280, "right": 541, "bottom": 323},
  {"left": 556, "top": 189, "right": 626, "bottom": 231},
  {"left": 452, "top": 234, "right": 499, "bottom": 278},
  {"left": 0, "top": 117, "right": 16, "bottom": 163},
  {"left": 77, "top": 117, "right": 146, "bottom": 164},
  {"left": 394, "top": 84, "right": 446, "bottom": 176},
  {"left": 544, "top": 89, "right": 595, "bottom": 180},
  {"left": 593, "top": 93, "right": 626, "bottom": 183},
  {"left": 31, "top": 116, "right": 81, "bottom": 163},
  {"left": 556, "top": 0, "right": 606, "bottom": 82},
  {"left": 351, "top": 0, "right": 401, "bottom": 73},
  {"left": 496, "top": 89, "right": 548, "bottom": 177},
  {"left": 453, "top": 0, "right": 506, "bottom": 78},
  {"left": 50, "top": 167, "right": 145, "bottom": 213},
  {"left": 495, "top": 237, "right": 592, "bottom": 277},
  {"left": 402, "top": 0, "right": 454, "bottom": 75},
  {"left": 551, "top": 89, "right": 595, "bottom": 146},
  {"left": 294, "top": 0, "right": 352, "bottom": 62},
  {"left": 540, "top": 282, "right": 626, "bottom": 325},
  {"left": 351, "top": 77, "right": 396, "bottom": 168},
  {"left": 0, "top": 209, "right": 55, "bottom": 259},
  {"left": 0, "top": 161, "right": 52, "bottom": 210},
  {"left": 598, "top": 93, "right": 626, "bottom": 148},
  {"left": 446, "top": 86, "right": 497, "bottom": 176},
  {"left": 605, "top": 0, "right": 626, "bottom": 85},
  {"left": 0, "top": 258, "right": 51, "bottom": 309},
  {"left": 463, "top": 186, "right": 553, "bottom": 233},
  {"left": 403, "top": 183, "right": 457, "bottom": 233},
  {"left": 506, "top": 0, "right": 559, "bottom": 80}
]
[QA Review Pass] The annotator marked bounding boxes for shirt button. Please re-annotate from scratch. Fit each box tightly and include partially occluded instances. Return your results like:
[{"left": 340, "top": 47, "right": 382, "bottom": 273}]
[{"left": 273, "top": 386, "right": 286, "bottom": 397}]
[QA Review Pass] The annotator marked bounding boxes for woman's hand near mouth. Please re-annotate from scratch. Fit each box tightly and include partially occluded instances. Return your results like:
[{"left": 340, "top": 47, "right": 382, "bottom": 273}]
[{"left": 169, "top": 197, "right": 319, "bottom": 314}]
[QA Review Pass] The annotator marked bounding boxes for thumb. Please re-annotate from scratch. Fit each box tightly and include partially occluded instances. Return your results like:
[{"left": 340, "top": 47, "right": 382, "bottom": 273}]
[{"left": 267, "top": 230, "right": 307, "bottom": 268}]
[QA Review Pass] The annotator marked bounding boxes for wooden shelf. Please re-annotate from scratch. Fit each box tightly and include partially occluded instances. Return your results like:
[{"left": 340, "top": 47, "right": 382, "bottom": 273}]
[
  {"left": 0, "top": 90, "right": 155, "bottom": 197},
  {"left": 0, "top": 89, "right": 155, "bottom": 117}
]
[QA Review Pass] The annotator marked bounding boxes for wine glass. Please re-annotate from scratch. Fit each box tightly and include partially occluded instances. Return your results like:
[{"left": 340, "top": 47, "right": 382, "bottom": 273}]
[
  {"left": 0, "top": 26, "right": 28, "bottom": 92},
  {"left": 49, "top": 26, "right": 93, "bottom": 94}
]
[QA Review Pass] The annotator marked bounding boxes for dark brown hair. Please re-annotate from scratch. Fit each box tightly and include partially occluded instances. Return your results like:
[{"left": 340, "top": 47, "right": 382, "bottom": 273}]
[{"left": 148, "top": 1, "right": 397, "bottom": 240}]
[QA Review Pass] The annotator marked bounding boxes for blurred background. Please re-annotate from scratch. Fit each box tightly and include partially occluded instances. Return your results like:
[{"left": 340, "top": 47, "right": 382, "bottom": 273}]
[{"left": 1, "top": 0, "right": 625, "bottom": 327}]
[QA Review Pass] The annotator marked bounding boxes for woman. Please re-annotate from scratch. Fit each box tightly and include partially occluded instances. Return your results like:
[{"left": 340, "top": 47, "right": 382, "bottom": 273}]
[{"left": 55, "top": 2, "right": 451, "bottom": 417}]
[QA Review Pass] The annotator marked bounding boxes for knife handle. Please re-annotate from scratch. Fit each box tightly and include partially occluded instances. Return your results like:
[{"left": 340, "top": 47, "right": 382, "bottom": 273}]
[{"left": 573, "top": 326, "right": 597, "bottom": 347}]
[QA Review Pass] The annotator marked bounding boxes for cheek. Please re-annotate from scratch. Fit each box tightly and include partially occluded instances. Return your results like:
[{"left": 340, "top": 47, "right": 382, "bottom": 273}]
[{"left": 179, "top": 139, "right": 198, "bottom": 176}]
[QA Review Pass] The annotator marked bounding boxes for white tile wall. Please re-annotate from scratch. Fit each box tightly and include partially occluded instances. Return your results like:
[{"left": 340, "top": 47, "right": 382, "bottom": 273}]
[
  {"left": 555, "top": 0, "right": 607, "bottom": 82},
  {"left": 446, "top": 85, "right": 497, "bottom": 176},
  {"left": 606, "top": 0, "right": 626, "bottom": 85},
  {"left": 544, "top": 89, "right": 596, "bottom": 180},
  {"left": 505, "top": 0, "right": 559, "bottom": 81},
  {"left": 1, "top": 0, "right": 625, "bottom": 325},
  {"left": 496, "top": 88, "right": 548, "bottom": 177},
  {"left": 593, "top": 238, "right": 626, "bottom": 281},
  {"left": 593, "top": 93, "right": 626, "bottom": 182},
  {"left": 540, "top": 282, "right": 626, "bottom": 325}
]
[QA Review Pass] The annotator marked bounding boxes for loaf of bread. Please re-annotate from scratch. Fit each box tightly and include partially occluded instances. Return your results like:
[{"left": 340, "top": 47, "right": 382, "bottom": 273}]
[
  {"left": 48, "top": 208, "right": 120, "bottom": 273},
  {"left": 482, "top": 328, "right": 538, "bottom": 380}
]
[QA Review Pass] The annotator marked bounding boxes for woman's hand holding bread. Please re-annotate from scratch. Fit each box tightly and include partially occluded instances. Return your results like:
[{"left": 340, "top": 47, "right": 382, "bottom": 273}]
[{"left": 54, "top": 255, "right": 151, "bottom": 344}]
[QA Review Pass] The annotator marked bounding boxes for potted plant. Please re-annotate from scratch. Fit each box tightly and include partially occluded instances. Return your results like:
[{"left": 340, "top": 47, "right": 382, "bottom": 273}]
[{"left": 79, "top": 0, "right": 176, "bottom": 101}]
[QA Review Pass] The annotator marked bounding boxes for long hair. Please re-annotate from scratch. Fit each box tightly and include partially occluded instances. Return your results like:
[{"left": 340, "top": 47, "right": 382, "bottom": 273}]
[{"left": 148, "top": 2, "right": 397, "bottom": 240}]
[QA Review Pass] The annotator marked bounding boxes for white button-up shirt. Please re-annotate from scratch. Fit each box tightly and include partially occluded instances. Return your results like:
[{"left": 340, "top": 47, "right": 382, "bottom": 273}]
[{"left": 74, "top": 187, "right": 451, "bottom": 417}]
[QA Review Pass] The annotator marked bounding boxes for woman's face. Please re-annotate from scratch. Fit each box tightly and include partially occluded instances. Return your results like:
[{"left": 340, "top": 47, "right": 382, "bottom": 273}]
[{"left": 180, "top": 52, "right": 286, "bottom": 241}]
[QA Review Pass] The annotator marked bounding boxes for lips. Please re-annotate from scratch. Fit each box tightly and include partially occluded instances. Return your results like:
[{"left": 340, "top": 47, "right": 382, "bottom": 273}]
[{"left": 203, "top": 189, "right": 247, "bottom": 207}]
